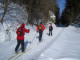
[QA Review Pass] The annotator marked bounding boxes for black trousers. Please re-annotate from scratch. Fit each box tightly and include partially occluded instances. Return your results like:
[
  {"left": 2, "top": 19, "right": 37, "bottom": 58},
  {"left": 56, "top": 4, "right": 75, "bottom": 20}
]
[
  {"left": 39, "top": 29, "right": 43, "bottom": 42},
  {"left": 49, "top": 30, "right": 52, "bottom": 36},
  {"left": 15, "top": 40, "right": 24, "bottom": 52}
]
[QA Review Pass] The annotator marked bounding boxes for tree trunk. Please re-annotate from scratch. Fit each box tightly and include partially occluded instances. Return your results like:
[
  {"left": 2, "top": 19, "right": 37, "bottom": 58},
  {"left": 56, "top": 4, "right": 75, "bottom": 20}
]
[{"left": 0, "top": 0, "right": 8, "bottom": 24}]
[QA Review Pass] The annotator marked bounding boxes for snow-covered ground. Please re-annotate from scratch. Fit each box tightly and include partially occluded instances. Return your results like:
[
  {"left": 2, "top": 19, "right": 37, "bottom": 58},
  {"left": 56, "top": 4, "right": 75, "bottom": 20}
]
[
  {"left": 0, "top": 24, "right": 80, "bottom": 60},
  {"left": 0, "top": 3, "right": 80, "bottom": 60},
  {"left": 38, "top": 26, "right": 80, "bottom": 60}
]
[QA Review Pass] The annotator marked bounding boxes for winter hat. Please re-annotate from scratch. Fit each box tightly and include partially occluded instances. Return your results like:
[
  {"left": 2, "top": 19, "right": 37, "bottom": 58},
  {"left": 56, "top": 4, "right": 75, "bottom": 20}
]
[
  {"left": 21, "top": 23, "right": 25, "bottom": 28},
  {"left": 50, "top": 24, "right": 52, "bottom": 26},
  {"left": 40, "top": 22, "right": 42, "bottom": 24}
]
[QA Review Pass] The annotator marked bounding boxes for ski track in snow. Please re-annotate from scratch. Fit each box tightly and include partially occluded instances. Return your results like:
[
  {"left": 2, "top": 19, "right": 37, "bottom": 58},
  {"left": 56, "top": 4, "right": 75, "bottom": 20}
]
[
  {"left": 30, "top": 28, "right": 64, "bottom": 60},
  {"left": 16, "top": 27, "right": 64, "bottom": 60},
  {"left": 38, "top": 26, "right": 80, "bottom": 60},
  {"left": 0, "top": 25, "right": 64, "bottom": 60}
]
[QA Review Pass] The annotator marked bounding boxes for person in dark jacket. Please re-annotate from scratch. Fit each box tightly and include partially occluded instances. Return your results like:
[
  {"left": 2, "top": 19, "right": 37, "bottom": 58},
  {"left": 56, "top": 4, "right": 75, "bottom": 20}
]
[
  {"left": 15, "top": 23, "right": 30, "bottom": 53},
  {"left": 36, "top": 22, "right": 45, "bottom": 42},
  {"left": 49, "top": 24, "right": 53, "bottom": 36}
]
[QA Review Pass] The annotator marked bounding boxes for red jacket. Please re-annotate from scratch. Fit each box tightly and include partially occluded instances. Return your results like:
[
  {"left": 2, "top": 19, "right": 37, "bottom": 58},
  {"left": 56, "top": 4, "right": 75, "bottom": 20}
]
[
  {"left": 16, "top": 23, "right": 29, "bottom": 40},
  {"left": 36, "top": 24, "right": 45, "bottom": 32}
]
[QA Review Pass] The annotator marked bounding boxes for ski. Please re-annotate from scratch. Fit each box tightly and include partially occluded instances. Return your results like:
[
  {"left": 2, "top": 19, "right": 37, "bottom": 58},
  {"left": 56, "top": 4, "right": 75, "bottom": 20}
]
[
  {"left": 15, "top": 46, "right": 33, "bottom": 59},
  {"left": 8, "top": 51, "right": 22, "bottom": 60},
  {"left": 8, "top": 48, "right": 28, "bottom": 60}
]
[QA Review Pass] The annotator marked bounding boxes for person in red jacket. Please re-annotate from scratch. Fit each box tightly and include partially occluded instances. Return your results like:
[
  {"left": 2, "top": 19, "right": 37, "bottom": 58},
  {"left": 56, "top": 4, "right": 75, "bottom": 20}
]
[
  {"left": 15, "top": 23, "right": 30, "bottom": 53},
  {"left": 36, "top": 22, "right": 45, "bottom": 42},
  {"left": 49, "top": 24, "right": 53, "bottom": 36}
]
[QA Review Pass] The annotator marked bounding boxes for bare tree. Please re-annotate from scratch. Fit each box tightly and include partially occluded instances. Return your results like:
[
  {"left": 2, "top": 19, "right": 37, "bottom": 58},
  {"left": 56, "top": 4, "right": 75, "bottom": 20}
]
[{"left": 0, "top": 0, "right": 8, "bottom": 24}]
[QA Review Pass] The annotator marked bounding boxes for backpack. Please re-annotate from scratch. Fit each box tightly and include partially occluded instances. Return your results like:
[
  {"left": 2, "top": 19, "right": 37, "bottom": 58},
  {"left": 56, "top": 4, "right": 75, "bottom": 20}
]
[
  {"left": 17, "top": 27, "right": 23, "bottom": 36},
  {"left": 39, "top": 25, "right": 42, "bottom": 29},
  {"left": 49, "top": 26, "right": 52, "bottom": 30}
]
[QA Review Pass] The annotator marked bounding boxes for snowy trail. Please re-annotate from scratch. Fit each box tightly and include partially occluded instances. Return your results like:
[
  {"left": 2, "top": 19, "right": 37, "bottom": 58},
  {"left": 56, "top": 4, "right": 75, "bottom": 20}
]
[
  {"left": 0, "top": 25, "right": 80, "bottom": 60},
  {"left": 38, "top": 26, "right": 80, "bottom": 60},
  {"left": 0, "top": 25, "right": 64, "bottom": 60},
  {"left": 15, "top": 27, "right": 64, "bottom": 60},
  {"left": 30, "top": 28, "right": 64, "bottom": 60}
]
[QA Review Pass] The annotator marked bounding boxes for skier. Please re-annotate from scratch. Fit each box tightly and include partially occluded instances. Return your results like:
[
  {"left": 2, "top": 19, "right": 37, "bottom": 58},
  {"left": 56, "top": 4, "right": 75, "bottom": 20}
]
[
  {"left": 49, "top": 24, "right": 53, "bottom": 36},
  {"left": 15, "top": 23, "right": 30, "bottom": 53},
  {"left": 36, "top": 22, "right": 45, "bottom": 42}
]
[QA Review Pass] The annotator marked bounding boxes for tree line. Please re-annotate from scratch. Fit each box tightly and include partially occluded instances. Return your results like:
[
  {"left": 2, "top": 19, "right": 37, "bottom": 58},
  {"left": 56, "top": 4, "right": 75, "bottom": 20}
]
[
  {"left": 0, "top": 0, "right": 58, "bottom": 25},
  {"left": 60, "top": 0, "right": 80, "bottom": 26}
]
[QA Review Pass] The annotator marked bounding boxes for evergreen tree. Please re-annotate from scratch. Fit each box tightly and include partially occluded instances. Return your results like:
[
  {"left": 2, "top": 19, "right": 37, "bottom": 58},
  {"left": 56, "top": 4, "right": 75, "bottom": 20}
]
[{"left": 61, "top": 0, "right": 80, "bottom": 25}]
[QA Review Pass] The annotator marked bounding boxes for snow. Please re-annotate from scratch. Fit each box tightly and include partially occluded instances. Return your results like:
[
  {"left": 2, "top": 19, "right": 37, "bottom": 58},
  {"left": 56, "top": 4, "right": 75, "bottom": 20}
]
[
  {"left": 49, "top": 11, "right": 56, "bottom": 20},
  {"left": 0, "top": 2, "right": 80, "bottom": 60},
  {"left": 38, "top": 26, "right": 80, "bottom": 60},
  {"left": 0, "top": 3, "right": 28, "bottom": 42},
  {"left": 0, "top": 24, "right": 80, "bottom": 60}
]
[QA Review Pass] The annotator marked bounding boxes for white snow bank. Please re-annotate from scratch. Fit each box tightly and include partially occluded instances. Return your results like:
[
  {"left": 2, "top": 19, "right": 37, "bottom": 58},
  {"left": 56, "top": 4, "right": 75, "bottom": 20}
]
[{"left": 0, "top": 3, "right": 28, "bottom": 43}]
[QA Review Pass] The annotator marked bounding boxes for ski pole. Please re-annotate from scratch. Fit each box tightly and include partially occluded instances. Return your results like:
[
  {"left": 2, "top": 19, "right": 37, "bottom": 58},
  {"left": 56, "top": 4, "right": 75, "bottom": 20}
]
[
  {"left": 28, "top": 33, "right": 29, "bottom": 40},
  {"left": 29, "top": 32, "right": 37, "bottom": 49},
  {"left": 31, "top": 32, "right": 37, "bottom": 44}
]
